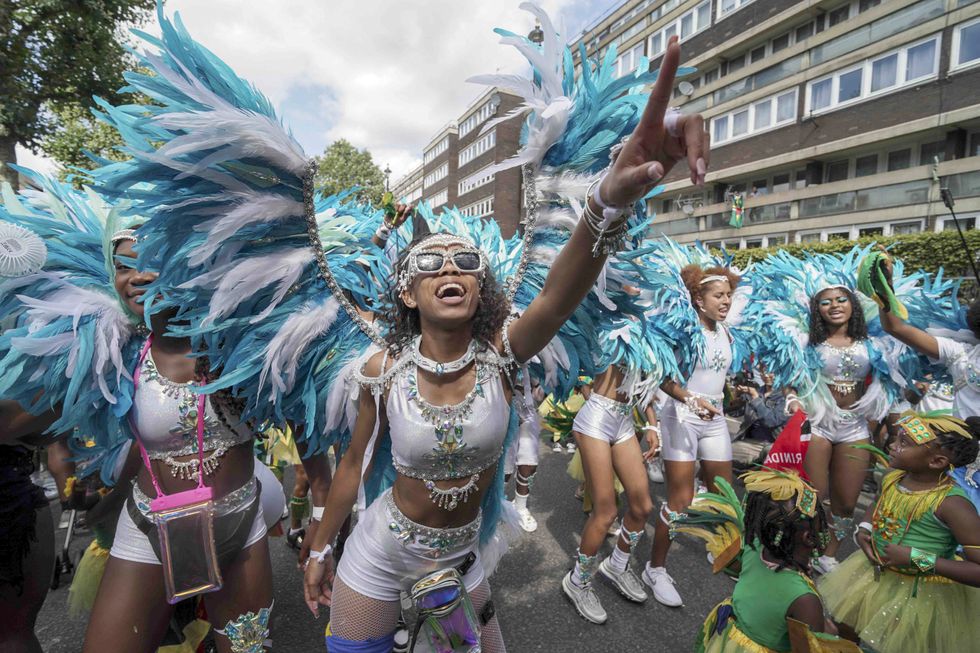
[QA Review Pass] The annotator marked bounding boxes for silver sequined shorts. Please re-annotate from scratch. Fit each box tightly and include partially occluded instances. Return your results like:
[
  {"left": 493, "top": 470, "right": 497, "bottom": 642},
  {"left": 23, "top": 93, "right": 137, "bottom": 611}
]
[{"left": 335, "top": 489, "right": 484, "bottom": 602}]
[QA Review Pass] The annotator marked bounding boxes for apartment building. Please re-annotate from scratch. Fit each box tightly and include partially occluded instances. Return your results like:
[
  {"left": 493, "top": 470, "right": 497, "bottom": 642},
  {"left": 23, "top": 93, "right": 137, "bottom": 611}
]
[
  {"left": 570, "top": 0, "right": 980, "bottom": 248},
  {"left": 391, "top": 88, "right": 525, "bottom": 237}
]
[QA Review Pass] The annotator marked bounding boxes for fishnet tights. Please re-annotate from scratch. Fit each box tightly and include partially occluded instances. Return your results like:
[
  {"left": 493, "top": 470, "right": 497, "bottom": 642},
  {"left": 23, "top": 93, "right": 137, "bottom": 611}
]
[{"left": 329, "top": 578, "right": 505, "bottom": 651}]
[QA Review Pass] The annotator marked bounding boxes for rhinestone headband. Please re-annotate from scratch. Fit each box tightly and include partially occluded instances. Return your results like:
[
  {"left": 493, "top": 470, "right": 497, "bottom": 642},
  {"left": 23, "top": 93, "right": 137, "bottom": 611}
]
[
  {"left": 815, "top": 283, "right": 850, "bottom": 295},
  {"left": 699, "top": 274, "right": 729, "bottom": 285},
  {"left": 110, "top": 229, "right": 138, "bottom": 245}
]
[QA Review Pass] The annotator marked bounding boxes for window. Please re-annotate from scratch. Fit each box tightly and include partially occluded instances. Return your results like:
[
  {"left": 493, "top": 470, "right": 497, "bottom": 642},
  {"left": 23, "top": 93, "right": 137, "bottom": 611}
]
[
  {"left": 423, "top": 163, "right": 448, "bottom": 188},
  {"left": 711, "top": 89, "right": 797, "bottom": 145},
  {"left": 827, "top": 231, "right": 850, "bottom": 241},
  {"left": 939, "top": 216, "right": 976, "bottom": 231},
  {"left": 744, "top": 238, "right": 763, "bottom": 249},
  {"left": 772, "top": 32, "right": 790, "bottom": 53},
  {"left": 750, "top": 45, "right": 766, "bottom": 63},
  {"left": 826, "top": 160, "right": 849, "bottom": 183},
  {"left": 796, "top": 22, "right": 814, "bottom": 42},
  {"left": 458, "top": 101, "right": 496, "bottom": 137},
  {"left": 887, "top": 149, "right": 911, "bottom": 171},
  {"left": 460, "top": 197, "right": 493, "bottom": 218},
  {"left": 615, "top": 43, "right": 645, "bottom": 78},
  {"left": 952, "top": 18, "right": 980, "bottom": 71},
  {"left": 855, "top": 154, "right": 878, "bottom": 177},
  {"left": 859, "top": 0, "right": 881, "bottom": 11},
  {"left": 891, "top": 221, "right": 921, "bottom": 235},
  {"left": 920, "top": 141, "right": 945, "bottom": 165},
  {"left": 870, "top": 53, "right": 897, "bottom": 93},
  {"left": 772, "top": 173, "right": 790, "bottom": 193},
  {"left": 727, "top": 54, "right": 745, "bottom": 74},
  {"left": 648, "top": 2, "right": 711, "bottom": 57},
  {"left": 767, "top": 234, "right": 788, "bottom": 246},
  {"left": 859, "top": 226, "right": 884, "bottom": 238},
  {"left": 794, "top": 169, "right": 808, "bottom": 189},
  {"left": 424, "top": 137, "right": 449, "bottom": 165},
  {"left": 458, "top": 130, "right": 495, "bottom": 166},
  {"left": 458, "top": 165, "right": 494, "bottom": 196},
  {"left": 427, "top": 189, "right": 448, "bottom": 208},
  {"left": 805, "top": 35, "right": 940, "bottom": 115},
  {"left": 828, "top": 4, "right": 851, "bottom": 28},
  {"left": 970, "top": 133, "right": 980, "bottom": 157},
  {"left": 905, "top": 39, "right": 937, "bottom": 81},
  {"left": 800, "top": 232, "right": 822, "bottom": 243},
  {"left": 703, "top": 67, "right": 718, "bottom": 85},
  {"left": 718, "top": 0, "right": 755, "bottom": 20}
]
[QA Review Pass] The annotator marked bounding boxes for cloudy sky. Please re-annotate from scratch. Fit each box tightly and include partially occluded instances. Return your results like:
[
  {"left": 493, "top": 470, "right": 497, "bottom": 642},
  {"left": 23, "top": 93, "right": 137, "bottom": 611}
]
[{"left": 18, "top": 0, "right": 607, "bottom": 183}]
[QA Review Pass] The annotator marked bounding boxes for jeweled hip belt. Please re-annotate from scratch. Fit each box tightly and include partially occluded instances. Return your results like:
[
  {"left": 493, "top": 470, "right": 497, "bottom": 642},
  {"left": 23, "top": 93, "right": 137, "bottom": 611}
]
[
  {"left": 132, "top": 476, "right": 257, "bottom": 521},
  {"left": 384, "top": 491, "right": 481, "bottom": 557}
]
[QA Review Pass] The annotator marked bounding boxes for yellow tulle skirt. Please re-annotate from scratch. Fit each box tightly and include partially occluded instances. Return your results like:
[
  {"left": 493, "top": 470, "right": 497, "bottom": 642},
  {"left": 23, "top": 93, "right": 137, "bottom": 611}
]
[
  {"left": 819, "top": 551, "right": 980, "bottom": 653},
  {"left": 68, "top": 541, "right": 111, "bottom": 616}
]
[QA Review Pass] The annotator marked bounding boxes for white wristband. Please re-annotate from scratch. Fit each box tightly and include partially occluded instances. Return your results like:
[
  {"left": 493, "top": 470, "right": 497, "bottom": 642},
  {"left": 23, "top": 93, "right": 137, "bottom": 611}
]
[
  {"left": 309, "top": 543, "right": 333, "bottom": 564},
  {"left": 311, "top": 506, "right": 324, "bottom": 522},
  {"left": 854, "top": 521, "right": 873, "bottom": 546},
  {"left": 642, "top": 425, "right": 660, "bottom": 433},
  {"left": 374, "top": 224, "right": 391, "bottom": 241}
]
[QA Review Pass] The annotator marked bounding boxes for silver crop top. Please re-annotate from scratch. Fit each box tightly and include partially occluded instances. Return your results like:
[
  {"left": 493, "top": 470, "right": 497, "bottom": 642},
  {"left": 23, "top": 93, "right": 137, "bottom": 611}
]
[
  {"left": 817, "top": 341, "right": 870, "bottom": 394},
  {"left": 131, "top": 351, "right": 252, "bottom": 459},
  {"left": 686, "top": 324, "right": 733, "bottom": 398},
  {"left": 381, "top": 353, "right": 511, "bottom": 482}
]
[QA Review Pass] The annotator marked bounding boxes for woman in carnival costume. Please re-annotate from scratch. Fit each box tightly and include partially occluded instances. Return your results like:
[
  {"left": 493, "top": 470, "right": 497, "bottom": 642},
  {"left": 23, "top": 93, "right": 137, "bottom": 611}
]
[
  {"left": 819, "top": 412, "right": 980, "bottom": 653},
  {"left": 297, "top": 15, "right": 709, "bottom": 653},
  {"left": 676, "top": 469, "right": 860, "bottom": 653},
  {"left": 640, "top": 240, "right": 751, "bottom": 607},
  {"left": 864, "top": 249, "right": 980, "bottom": 506},
  {"left": 0, "top": 157, "right": 303, "bottom": 652},
  {"left": 744, "top": 247, "right": 914, "bottom": 573}
]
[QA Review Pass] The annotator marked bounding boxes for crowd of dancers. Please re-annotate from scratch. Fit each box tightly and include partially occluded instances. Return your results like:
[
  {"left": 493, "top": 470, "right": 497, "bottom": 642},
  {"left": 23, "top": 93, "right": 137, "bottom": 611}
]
[{"left": 1, "top": 4, "right": 979, "bottom": 652}]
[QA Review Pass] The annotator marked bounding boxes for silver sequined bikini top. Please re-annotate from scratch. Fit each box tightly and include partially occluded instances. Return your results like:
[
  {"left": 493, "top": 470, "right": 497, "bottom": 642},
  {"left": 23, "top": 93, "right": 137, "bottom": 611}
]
[
  {"left": 818, "top": 340, "right": 871, "bottom": 394},
  {"left": 383, "top": 350, "right": 511, "bottom": 482},
  {"left": 131, "top": 351, "right": 252, "bottom": 460}
]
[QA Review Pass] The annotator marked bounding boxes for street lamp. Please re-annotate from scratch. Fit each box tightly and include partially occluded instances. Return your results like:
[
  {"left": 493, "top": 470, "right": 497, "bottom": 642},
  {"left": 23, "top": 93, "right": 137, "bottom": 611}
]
[
  {"left": 384, "top": 164, "right": 392, "bottom": 192},
  {"left": 527, "top": 23, "right": 544, "bottom": 45}
]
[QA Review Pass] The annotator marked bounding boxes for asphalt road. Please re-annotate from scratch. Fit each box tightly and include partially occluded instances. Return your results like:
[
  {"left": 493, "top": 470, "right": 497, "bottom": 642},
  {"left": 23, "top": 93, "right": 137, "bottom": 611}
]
[{"left": 35, "top": 445, "right": 860, "bottom": 652}]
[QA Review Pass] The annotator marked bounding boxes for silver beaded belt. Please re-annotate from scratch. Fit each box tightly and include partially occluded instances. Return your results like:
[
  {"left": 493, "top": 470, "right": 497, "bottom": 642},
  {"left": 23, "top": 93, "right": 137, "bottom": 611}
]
[
  {"left": 589, "top": 393, "right": 634, "bottom": 417},
  {"left": 132, "top": 476, "right": 258, "bottom": 521},
  {"left": 384, "top": 491, "right": 481, "bottom": 558},
  {"left": 678, "top": 392, "right": 723, "bottom": 410}
]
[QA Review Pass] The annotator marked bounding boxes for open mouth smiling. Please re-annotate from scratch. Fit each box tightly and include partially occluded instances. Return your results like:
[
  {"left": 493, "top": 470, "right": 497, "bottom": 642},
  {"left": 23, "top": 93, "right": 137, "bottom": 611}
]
[{"left": 435, "top": 281, "right": 467, "bottom": 304}]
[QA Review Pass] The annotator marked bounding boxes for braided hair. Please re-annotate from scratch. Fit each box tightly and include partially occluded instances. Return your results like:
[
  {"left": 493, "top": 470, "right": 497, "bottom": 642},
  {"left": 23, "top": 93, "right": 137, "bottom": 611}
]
[
  {"left": 743, "top": 491, "right": 829, "bottom": 574},
  {"left": 935, "top": 416, "right": 980, "bottom": 467},
  {"left": 807, "top": 286, "right": 868, "bottom": 346}
]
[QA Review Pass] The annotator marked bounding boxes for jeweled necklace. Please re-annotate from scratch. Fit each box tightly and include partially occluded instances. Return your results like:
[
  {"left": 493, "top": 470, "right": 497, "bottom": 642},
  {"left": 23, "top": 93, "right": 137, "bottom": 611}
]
[{"left": 412, "top": 336, "right": 476, "bottom": 376}]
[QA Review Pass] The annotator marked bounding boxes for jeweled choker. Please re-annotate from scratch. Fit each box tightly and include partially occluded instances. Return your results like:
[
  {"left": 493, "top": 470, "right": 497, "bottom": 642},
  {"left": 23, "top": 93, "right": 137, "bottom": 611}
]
[{"left": 412, "top": 336, "right": 476, "bottom": 376}]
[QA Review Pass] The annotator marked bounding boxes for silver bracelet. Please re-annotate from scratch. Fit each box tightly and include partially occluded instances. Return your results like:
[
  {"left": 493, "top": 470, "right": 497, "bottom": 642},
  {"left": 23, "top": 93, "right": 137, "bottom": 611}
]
[{"left": 582, "top": 188, "right": 630, "bottom": 257}]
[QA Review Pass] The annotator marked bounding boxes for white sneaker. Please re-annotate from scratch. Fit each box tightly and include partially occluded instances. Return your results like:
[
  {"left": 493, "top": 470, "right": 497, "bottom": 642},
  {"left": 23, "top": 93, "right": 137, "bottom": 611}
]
[
  {"left": 515, "top": 505, "right": 538, "bottom": 532},
  {"left": 562, "top": 571, "right": 608, "bottom": 624},
  {"left": 647, "top": 459, "right": 664, "bottom": 483},
  {"left": 607, "top": 519, "right": 621, "bottom": 538},
  {"left": 599, "top": 558, "right": 648, "bottom": 603},
  {"left": 695, "top": 481, "right": 708, "bottom": 497},
  {"left": 553, "top": 442, "right": 564, "bottom": 452},
  {"left": 812, "top": 555, "right": 840, "bottom": 575},
  {"left": 642, "top": 565, "right": 683, "bottom": 607},
  {"left": 565, "top": 442, "right": 577, "bottom": 453}
]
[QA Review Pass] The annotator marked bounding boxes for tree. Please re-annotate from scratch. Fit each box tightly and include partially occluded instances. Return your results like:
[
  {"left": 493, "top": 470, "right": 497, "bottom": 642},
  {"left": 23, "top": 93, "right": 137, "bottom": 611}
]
[
  {"left": 41, "top": 103, "right": 129, "bottom": 186},
  {"left": 315, "top": 139, "right": 387, "bottom": 206},
  {"left": 0, "top": 0, "right": 155, "bottom": 188}
]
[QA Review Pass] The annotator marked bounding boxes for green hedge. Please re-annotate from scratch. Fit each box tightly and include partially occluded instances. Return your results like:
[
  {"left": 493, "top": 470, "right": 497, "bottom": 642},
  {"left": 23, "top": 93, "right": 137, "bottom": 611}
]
[{"left": 721, "top": 229, "right": 980, "bottom": 277}]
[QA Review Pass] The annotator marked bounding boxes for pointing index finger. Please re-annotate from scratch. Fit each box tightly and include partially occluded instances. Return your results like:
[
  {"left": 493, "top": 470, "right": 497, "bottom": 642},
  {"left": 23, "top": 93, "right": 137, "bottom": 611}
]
[{"left": 639, "top": 35, "right": 681, "bottom": 133}]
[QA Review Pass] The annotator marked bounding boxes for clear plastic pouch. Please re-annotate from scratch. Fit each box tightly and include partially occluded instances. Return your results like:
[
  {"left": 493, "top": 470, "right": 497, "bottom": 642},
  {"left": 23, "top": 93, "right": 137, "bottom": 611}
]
[
  {"left": 152, "top": 487, "right": 223, "bottom": 604},
  {"left": 410, "top": 568, "right": 481, "bottom": 653}
]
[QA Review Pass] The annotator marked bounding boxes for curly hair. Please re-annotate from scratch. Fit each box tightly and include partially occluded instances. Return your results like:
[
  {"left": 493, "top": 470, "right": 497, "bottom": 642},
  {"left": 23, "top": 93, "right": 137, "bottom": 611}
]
[
  {"left": 679, "top": 264, "right": 740, "bottom": 304},
  {"left": 381, "top": 233, "right": 510, "bottom": 355},
  {"left": 808, "top": 286, "right": 868, "bottom": 346},
  {"left": 935, "top": 416, "right": 980, "bottom": 468},
  {"left": 743, "top": 490, "right": 829, "bottom": 574},
  {"left": 967, "top": 298, "right": 980, "bottom": 340}
]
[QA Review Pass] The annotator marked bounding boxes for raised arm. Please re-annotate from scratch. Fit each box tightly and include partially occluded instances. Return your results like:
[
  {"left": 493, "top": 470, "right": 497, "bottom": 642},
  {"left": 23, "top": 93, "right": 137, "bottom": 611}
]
[
  {"left": 508, "top": 36, "right": 709, "bottom": 363},
  {"left": 879, "top": 307, "right": 941, "bottom": 360},
  {"left": 0, "top": 400, "right": 59, "bottom": 445}
]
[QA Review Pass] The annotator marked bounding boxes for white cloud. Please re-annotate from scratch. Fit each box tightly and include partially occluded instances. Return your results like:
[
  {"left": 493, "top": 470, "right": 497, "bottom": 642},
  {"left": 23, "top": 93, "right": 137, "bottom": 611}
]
[{"left": 154, "top": 0, "right": 599, "bottom": 181}]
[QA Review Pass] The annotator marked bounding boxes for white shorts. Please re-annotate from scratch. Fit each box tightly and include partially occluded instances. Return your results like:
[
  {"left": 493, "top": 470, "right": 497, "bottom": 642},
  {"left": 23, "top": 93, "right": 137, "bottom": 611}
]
[
  {"left": 110, "top": 478, "right": 267, "bottom": 565},
  {"left": 335, "top": 490, "right": 484, "bottom": 602},
  {"left": 505, "top": 411, "right": 541, "bottom": 474},
  {"left": 811, "top": 412, "right": 870, "bottom": 444},
  {"left": 572, "top": 394, "right": 635, "bottom": 446},
  {"left": 660, "top": 397, "right": 731, "bottom": 463}
]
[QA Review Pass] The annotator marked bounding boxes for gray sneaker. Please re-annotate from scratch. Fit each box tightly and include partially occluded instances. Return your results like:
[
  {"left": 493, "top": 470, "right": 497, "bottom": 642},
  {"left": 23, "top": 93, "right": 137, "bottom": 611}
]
[
  {"left": 562, "top": 571, "right": 608, "bottom": 624},
  {"left": 599, "top": 558, "right": 648, "bottom": 603}
]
